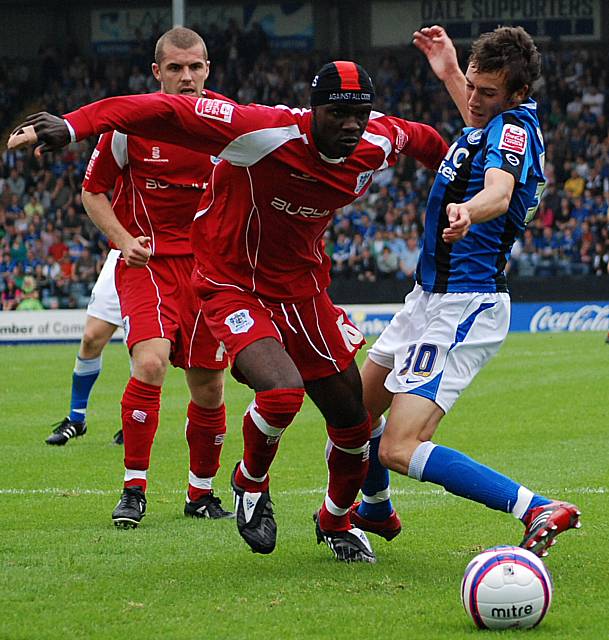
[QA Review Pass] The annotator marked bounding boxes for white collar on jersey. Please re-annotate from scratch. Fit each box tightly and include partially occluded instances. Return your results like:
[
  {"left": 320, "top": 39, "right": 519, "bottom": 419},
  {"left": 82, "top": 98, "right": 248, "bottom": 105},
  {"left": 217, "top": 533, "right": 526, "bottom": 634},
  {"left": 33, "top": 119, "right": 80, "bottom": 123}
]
[{"left": 318, "top": 151, "right": 346, "bottom": 164}]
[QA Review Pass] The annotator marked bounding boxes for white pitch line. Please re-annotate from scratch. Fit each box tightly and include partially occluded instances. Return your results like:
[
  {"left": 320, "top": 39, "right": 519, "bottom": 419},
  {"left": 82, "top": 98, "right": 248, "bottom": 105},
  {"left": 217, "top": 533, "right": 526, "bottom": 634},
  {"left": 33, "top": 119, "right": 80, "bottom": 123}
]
[{"left": 0, "top": 486, "right": 606, "bottom": 496}]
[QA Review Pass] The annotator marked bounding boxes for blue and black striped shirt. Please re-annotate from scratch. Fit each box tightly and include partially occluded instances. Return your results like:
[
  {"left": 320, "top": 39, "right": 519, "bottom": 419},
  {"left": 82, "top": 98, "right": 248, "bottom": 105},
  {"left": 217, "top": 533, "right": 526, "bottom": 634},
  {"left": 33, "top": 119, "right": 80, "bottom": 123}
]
[{"left": 417, "top": 98, "right": 546, "bottom": 293}]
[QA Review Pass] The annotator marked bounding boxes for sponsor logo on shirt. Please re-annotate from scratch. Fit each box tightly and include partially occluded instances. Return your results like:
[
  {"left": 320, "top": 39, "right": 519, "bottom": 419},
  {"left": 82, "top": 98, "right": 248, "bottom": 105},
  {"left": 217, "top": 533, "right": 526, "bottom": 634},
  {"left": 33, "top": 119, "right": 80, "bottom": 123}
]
[
  {"left": 498, "top": 124, "right": 527, "bottom": 154},
  {"left": 438, "top": 141, "right": 470, "bottom": 182},
  {"left": 225, "top": 309, "right": 254, "bottom": 334},
  {"left": 144, "top": 178, "right": 205, "bottom": 190},
  {"left": 270, "top": 197, "right": 330, "bottom": 218},
  {"left": 394, "top": 125, "right": 408, "bottom": 152},
  {"left": 144, "top": 145, "right": 169, "bottom": 163},
  {"left": 195, "top": 98, "right": 235, "bottom": 123},
  {"left": 355, "top": 170, "right": 373, "bottom": 194},
  {"left": 85, "top": 148, "right": 100, "bottom": 181}
]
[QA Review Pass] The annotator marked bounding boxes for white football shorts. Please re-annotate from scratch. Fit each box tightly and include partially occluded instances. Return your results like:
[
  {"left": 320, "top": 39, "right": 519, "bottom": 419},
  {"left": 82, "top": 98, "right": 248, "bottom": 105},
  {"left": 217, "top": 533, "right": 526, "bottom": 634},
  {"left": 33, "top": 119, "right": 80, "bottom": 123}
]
[
  {"left": 86, "top": 249, "right": 122, "bottom": 327},
  {"left": 368, "top": 284, "right": 510, "bottom": 413}
]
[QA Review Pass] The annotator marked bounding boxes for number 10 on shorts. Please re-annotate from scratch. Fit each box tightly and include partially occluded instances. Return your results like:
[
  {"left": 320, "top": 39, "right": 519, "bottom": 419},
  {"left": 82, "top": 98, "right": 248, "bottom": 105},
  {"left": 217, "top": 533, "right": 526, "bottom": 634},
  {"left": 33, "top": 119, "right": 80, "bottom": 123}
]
[{"left": 398, "top": 343, "right": 438, "bottom": 377}]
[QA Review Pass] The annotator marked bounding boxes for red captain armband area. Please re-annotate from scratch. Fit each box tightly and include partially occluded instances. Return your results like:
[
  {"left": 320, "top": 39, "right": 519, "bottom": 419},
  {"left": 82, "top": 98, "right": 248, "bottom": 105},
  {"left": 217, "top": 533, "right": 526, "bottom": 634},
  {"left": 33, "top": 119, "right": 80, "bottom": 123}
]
[{"left": 194, "top": 98, "right": 235, "bottom": 124}]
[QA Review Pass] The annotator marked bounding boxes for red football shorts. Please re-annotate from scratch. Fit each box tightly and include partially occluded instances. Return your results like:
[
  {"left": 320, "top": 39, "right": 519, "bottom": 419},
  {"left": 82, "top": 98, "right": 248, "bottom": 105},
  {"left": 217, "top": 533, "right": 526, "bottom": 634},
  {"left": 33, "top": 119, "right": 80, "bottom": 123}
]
[
  {"left": 197, "top": 287, "right": 365, "bottom": 382},
  {"left": 115, "top": 255, "right": 227, "bottom": 370}
]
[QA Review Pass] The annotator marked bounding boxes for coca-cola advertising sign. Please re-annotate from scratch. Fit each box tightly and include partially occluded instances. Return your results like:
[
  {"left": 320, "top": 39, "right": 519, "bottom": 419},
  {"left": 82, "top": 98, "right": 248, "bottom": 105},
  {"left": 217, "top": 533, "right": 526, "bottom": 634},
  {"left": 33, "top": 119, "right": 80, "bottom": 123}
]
[{"left": 510, "top": 301, "right": 609, "bottom": 333}]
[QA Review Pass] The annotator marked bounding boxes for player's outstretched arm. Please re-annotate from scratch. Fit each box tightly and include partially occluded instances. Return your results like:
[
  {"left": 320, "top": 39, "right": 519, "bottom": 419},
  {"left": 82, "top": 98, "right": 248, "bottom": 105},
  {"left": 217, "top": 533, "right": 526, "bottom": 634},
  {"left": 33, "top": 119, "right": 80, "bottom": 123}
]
[
  {"left": 442, "top": 168, "right": 515, "bottom": 243},
  {"left": 9, "top": 94, "right": 247, "bottom": 159},
  {"left": 413, "top": 26, "right": 469, "bottom": 124}
]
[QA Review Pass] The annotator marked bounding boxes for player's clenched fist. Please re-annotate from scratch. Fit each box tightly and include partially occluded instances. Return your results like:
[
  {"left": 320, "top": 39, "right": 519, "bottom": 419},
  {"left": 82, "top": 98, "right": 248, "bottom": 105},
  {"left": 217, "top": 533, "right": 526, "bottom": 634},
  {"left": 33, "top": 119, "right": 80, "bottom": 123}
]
[
  {"left": 8, "top": 112, "right": 71, "bottom": 154},
  {"left": 443, "top": 202, "right": 472, "bottom": 243},
  {"left": 120, "top": 236, "right": 152, "bottom": 268}
]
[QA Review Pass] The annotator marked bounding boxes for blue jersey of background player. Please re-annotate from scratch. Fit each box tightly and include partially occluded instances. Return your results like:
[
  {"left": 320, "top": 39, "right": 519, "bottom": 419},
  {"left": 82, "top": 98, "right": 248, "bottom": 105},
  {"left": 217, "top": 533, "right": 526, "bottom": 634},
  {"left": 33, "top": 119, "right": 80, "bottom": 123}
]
[
  {"left": 419, "top": 97, "right": 545, "bottom": 292},
  {"left": 349, "top": 25, "right": 581, "bottom": 558}
]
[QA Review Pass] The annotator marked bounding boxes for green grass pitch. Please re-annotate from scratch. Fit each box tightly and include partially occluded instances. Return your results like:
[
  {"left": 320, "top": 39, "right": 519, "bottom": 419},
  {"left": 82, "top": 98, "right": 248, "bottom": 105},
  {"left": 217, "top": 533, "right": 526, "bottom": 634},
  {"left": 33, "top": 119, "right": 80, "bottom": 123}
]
[{"left": 1, "top": 332, "right": 607, "bottom": 639}]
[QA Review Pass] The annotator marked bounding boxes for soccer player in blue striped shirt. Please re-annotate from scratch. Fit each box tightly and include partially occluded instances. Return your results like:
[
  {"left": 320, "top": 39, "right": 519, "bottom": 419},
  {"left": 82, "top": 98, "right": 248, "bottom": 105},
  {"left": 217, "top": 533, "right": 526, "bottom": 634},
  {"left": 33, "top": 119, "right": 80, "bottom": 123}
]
[{"left": 351, "top": 25, "right": 581, "bottom": 557}]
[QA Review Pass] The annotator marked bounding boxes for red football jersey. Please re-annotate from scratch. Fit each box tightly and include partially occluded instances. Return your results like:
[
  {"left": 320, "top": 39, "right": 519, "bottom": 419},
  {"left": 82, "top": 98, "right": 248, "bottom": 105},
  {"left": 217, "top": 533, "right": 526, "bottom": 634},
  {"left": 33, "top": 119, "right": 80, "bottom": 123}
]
[
  {"left": 66, "top": 94, "right": 448, "bottom": 301},
  {"left": 82, "top": 132, "right": 215, "bottom": 256}
]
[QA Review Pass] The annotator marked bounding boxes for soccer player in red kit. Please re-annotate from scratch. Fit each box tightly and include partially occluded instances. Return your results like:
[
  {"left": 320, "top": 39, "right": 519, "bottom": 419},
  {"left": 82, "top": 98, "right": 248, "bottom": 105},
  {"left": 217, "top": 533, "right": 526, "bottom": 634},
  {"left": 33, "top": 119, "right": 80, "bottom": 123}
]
[
  {"left": 78, "top": 28, "right": 234, "bottom": 527},
  {"left": 11, "top": 61, "right": 448, "bottom": 561}
]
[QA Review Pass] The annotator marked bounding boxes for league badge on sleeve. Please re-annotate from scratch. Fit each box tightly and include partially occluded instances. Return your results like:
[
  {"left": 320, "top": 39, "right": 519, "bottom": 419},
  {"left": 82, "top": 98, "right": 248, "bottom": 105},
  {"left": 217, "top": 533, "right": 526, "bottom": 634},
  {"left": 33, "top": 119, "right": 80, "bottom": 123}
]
[
  {"left": 498, "top": 124, "right": 527, "bottom": 154},
  {"left": 355, "top": 170, "right": 373, "bottom": 194}
]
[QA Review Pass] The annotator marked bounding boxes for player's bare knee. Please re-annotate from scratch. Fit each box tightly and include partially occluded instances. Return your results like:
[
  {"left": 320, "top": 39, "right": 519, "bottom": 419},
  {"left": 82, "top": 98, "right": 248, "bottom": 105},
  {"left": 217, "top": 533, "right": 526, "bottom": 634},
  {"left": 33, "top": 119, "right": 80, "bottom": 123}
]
[
  {"left": 378, "top": 437, "right": 417, "bottom": 472},
  {"left": 80, "top": 330, "right": 106, "bottom": 358},
  {"left": 191, "top": 378, "right": 224, "bottom": 408},
  {"left": 133, "top": 352, "right": 168, "bottom": 385}
]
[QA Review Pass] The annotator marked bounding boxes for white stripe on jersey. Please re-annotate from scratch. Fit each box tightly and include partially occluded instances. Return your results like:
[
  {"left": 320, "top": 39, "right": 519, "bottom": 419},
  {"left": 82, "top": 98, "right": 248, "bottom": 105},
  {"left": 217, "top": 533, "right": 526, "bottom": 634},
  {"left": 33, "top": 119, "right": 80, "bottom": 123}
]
[
  {"left": 128, "top": 165, "right": 150, "bottom": 249},
  {"left": 273, "top": 105, "right": 311, "bottom": 116},
  {"left": 135, "top": 183, "right": 156, "bottom": 254},
  {"left": 110, "top": 179, "right": 123, "bottom": 209},
  {"left": 218, "top": 125, "right": 303, "bottom": 167},
  {"left": 111, "top": 131, "right": 128, "bottom": 168},
  {"left": 362, "top": 130, "right": 392, "bottom": 170},
  {"left": 199, "top": 273, "right": 247, "bottom": 292},
  {"left": 244, "top": 167, "right": 261, "bottom": 289},
  {"left": 194, "top": 161, "right": 218, "bottom": 221}
]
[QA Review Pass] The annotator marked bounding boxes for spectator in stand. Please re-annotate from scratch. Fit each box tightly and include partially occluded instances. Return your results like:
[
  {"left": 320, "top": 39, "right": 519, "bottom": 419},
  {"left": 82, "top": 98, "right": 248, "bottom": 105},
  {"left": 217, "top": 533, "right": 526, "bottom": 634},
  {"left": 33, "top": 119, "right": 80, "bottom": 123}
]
[
  {"left": 356, "top": 246, "right": 377, "bottom": 282},
  {"left": 16, "top": 275, "right": 44, "bottom": 310},
  {"left": 564, "top": 169, "right": 585, "bottom": 199},
  {"left": 2, "top": 277, "right": 22, "bottom": 309},
  {"left": 6, "top": 167, "right": 26, "bottom": 198},
  {"left": 376, "top": 245, "right": 399, "bottom": 279},
  {"left": 399, "top": 234, "right": 420, "bottom": 279},
  {"left": 332, "top": 232, "right": 352, "bottom": 276},
  {"left": 48, "top": 230, "right": 69, "bottom": 262},
  {"left": 592, "top": 242, "right": 609, "bottom": 276}
]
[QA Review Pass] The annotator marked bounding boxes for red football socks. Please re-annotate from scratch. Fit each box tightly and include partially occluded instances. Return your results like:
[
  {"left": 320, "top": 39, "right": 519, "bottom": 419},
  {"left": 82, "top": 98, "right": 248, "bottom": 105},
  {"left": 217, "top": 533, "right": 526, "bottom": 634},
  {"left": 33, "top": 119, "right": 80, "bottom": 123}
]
[
  {"left": 235, "top": 387, "right": 305, "bottom": 492},
  {"left": 121, "top": 377, "right": 161, "bottom": 491},
  {"left": 186, "top": 402, "right": 226, "bottom": 501},
  {"left": 319, "top": 415, "right": 371, "bottom": 531}
]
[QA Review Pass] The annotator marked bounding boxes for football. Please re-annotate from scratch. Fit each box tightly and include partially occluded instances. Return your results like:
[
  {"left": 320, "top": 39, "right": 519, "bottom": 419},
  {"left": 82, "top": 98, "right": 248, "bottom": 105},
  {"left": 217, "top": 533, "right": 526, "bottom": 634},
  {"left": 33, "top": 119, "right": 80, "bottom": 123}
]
[{"left": 461, "top": 545, "right": 553, "bottom": 630}]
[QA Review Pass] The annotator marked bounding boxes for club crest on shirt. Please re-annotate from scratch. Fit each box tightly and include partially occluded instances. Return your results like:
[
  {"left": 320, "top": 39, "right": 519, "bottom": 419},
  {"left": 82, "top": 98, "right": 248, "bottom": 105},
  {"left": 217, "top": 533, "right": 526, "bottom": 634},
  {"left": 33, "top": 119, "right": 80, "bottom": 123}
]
[
  {"left": 225, "top": 309, "right": 254, "bottom": 334},
  {"left": 466, "top": 129, "right": 483, "bottom": 145},
  {"left": 498, "top": 124, "right": 527, "bottom": 154},
  {"left": 355, "top": 170, "right": 373, "bottom": 194}
]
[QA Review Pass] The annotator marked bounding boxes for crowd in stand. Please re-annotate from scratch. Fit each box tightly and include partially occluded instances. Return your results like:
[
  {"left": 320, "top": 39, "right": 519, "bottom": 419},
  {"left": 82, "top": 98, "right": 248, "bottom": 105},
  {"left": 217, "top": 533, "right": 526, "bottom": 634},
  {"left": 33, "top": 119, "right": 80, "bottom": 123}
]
[{"left": 1, "top": 23, "right": 608, "bottom": 310}]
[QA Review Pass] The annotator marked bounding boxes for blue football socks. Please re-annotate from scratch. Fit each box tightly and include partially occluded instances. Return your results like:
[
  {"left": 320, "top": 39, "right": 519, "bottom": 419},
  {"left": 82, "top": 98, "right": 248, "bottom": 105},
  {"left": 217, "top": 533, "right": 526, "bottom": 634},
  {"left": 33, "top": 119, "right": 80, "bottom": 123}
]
[
  {"left": 356, "top": 416, "right": 394, "bottom": 521},
  {"left": 68, "top": 355, "right": 102, "bottom": 423},
  {"left": 408, "top": 442, "right": 550, "bottom": 521}
]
